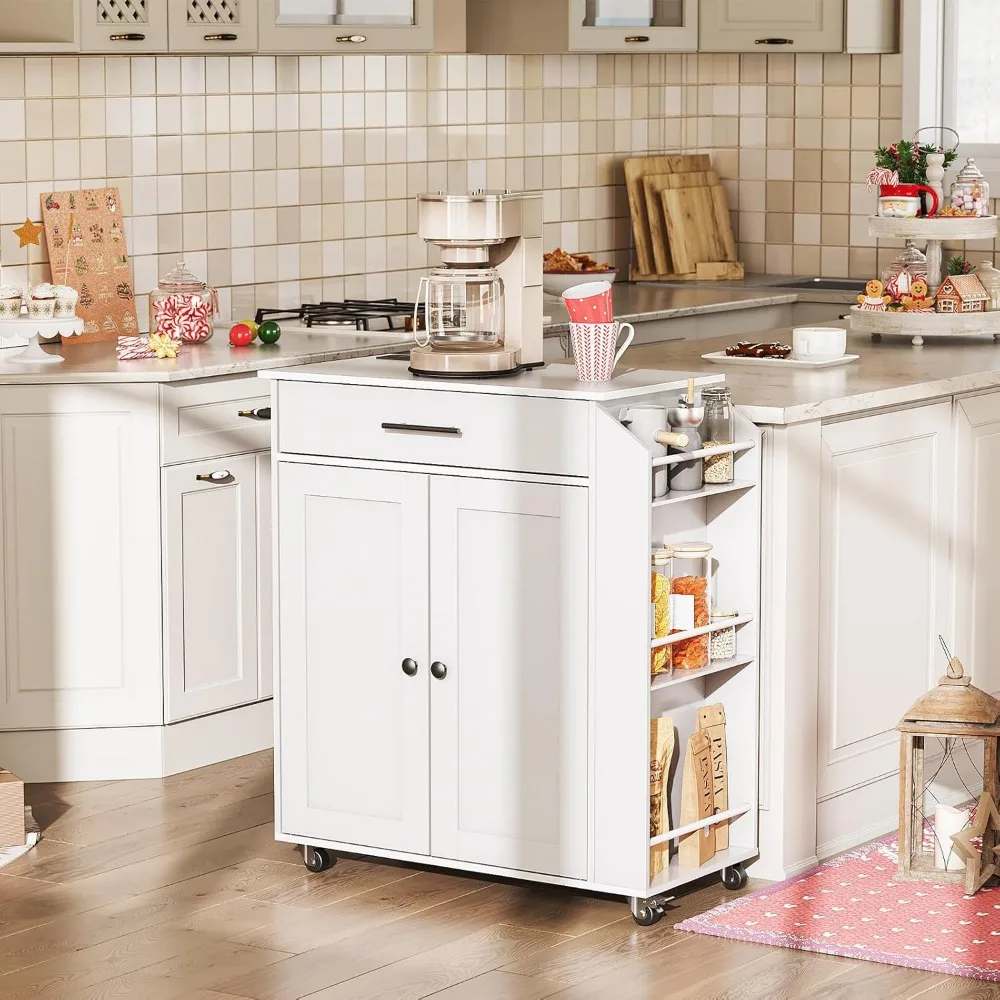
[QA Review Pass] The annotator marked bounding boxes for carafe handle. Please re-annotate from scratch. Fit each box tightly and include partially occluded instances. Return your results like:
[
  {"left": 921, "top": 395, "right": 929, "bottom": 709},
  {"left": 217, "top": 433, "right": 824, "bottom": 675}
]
[{"left": 413, "top": 277, "right": 431, "bottom": 349}]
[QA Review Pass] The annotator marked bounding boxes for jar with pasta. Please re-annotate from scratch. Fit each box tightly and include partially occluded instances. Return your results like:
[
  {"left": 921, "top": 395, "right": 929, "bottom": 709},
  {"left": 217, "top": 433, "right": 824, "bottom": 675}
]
[
  {"left": 701, "top": 387, "right": 734, "bottom": 485},
  {"left": 668, "top": 541, "right": 713, "bottom": 670},
  {"left": 650, "top": 545, "right": 672, "bottom": 676}
]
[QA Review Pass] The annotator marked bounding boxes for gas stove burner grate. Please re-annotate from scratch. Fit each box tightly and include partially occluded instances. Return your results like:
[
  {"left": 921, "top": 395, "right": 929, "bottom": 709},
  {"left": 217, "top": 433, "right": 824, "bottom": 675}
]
[{"left": 255, "top": 299, "right": 417, "bottom": 332}]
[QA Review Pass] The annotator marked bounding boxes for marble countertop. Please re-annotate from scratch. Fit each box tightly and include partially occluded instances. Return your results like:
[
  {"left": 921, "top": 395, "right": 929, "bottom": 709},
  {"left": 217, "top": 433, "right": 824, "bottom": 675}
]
[
  {"left": 623, "top": 323, "right": 1000, "bottom": 425},
  {"left": 0, "top": 329, "right": 408, "bottom": 383}
]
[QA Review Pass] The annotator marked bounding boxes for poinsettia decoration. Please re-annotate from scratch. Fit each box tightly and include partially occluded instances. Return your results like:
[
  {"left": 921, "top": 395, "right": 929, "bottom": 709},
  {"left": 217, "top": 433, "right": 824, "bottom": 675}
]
[{"left": 875, "top": 138, "right": 957, "bottom": 185}]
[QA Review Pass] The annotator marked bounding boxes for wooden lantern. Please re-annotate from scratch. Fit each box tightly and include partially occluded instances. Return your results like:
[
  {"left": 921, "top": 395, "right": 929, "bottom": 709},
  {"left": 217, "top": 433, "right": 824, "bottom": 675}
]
[{"left": 897, "top": 640, "right": 1000, "bottom": 891}]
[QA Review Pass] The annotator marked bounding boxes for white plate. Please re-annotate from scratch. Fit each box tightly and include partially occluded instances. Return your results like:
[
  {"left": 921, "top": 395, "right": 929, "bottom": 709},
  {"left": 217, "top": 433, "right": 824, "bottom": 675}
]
[{"left": 701, "top": 351, "right": 860, "bottom": 370}]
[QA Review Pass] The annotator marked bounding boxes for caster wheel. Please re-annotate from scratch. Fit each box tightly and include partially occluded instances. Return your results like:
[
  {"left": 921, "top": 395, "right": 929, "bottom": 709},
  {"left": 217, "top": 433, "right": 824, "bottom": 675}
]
[
  {"left": 303, "top": 846, "right": 335, "bottom": 873},
  {"left": 721, "top": 864, "right": 748, "bottom": 891},
  {"left": 631, "top": 904, "right": 663, "bottom": 927},
  {"left": 871, "top": 333, "right": 882, "bottom": 343}
]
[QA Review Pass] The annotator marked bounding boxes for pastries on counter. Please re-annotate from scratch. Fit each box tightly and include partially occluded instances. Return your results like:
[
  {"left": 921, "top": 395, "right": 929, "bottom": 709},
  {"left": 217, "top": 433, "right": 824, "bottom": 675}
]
[
  {"left": 724, "top": 340, "right": 792, "bottom": 359},
  {"left": 544, "top": 248, "right": 614, "bottom": 274}
]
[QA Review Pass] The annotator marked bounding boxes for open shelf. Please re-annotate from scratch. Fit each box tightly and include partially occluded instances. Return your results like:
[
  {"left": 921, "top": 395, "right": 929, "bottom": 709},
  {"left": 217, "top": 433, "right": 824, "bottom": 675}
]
[
  {"left": 651, "top": 440, "right": 755, "bottom": 470},
  {"left": 649, "top": 802, "right": 752, "bottom": 847},
  {"left": 650, "top": 655, "right": 754, "bottom": 692},
  {"left": 649, "top": 843, "right": 758, "bottom": 894},
  {"left": 651, "top": 614, "right": 753, "bottom": 650},
  {"left": 868, "top": 214, "right": 997, "bottom": 241},
  {"left": 651, "top": 480, "right": 754, "bottom": 509}
]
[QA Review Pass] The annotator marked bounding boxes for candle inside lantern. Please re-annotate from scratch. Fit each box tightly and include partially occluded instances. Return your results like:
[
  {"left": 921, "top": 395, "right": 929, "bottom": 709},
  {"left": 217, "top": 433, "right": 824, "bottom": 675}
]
[{"left": 935, "top": 803, "right": 970, "bottom": 871}]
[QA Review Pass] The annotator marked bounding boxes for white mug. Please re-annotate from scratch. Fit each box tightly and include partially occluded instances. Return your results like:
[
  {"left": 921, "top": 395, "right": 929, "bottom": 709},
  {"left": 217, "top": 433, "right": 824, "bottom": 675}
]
[
  {"left": 620, "top": 404, "right": 669, "bottom": 497},
  {"left": 570, "top": 321, "right": 635, "bottom": 381},
  {"left": 792, "top": 326, "right": 847, "bottom": 362}
]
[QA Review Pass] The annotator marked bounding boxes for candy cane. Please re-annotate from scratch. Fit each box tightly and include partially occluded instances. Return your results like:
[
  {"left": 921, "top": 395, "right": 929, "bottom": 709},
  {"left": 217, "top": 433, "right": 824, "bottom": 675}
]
[{"left": 866, "top": 167, "right": 899, "bottom": 192}]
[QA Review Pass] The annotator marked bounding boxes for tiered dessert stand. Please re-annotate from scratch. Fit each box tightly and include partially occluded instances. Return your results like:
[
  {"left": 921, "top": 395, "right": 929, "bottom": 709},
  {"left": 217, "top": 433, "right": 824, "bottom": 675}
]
[
  {"left": 0, "top": 314, "right": 84, "bottom": 363},
  {"left": 850, "top": 215, "right": 1000, "bottom": 347}
]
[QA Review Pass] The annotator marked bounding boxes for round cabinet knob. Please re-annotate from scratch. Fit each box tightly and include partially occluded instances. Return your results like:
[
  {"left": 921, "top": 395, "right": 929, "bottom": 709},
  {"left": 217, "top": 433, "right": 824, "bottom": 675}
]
[
  {"left": 430, "top": 661, "right": 448, "bottom": 680},
  {"left": 401, "top": 658, "right": 418, "bottom": 677}
]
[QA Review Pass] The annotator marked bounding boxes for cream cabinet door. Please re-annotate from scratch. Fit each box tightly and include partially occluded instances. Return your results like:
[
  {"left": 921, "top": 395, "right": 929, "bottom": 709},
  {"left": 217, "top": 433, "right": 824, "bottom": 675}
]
[
  {"left": 167, "top": 0, "right": 257, "bottom": 51},
  {"left": 277, "top": 462, "right": 430, "bottom": 855},
  {"left": 816, "top": 403, "right": 953, "bottom": 806},
  {"left": 163, "top": 454, "right": 259, "bottom": 722},
  {"left": 699, "top": 0, "right": 843, "bottom": 52},
  {"left": 569, "top": 0, "right": 698, "bottom": 53},
  {"left": 0, "top": 385, "right": 162, "bottom": 730},
  {"left": 0, "top": 0, "right": 79, "bottom": 51},
  {"left": 258, "top": 0, "right": 433, "bottom": 52},
  {"left": 428, "top": 476, "right": 589, "bottom": 879},
  {"left": 80, "top": 0, "right": 168, "bottom": 51}
]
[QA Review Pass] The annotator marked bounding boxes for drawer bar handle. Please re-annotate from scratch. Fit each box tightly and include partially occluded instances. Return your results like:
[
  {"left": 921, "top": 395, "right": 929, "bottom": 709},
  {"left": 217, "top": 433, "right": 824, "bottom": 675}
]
[
  {"left": 204, "top": 32, "right": 238, "bottom": 40},
  {"left": 195, "top": 470, "right": 234, "bottom": 484},
  {"left": 110, "top": 32, "right": 146, "bottom": 40},
  {"left": 381, "top": 421, "right": 461, "bottom": 436},
  {"left": 755, "top": 37, "right": 793, "bottom": 44},
  {"left": 238, "top": 406, "right": 272, "bottom": 420},
  {"left": 336, "top": 34, "right": 367, "bottom": 43},
  {"left": 625, "top": 35, "right": 650, "bottom": 42}
]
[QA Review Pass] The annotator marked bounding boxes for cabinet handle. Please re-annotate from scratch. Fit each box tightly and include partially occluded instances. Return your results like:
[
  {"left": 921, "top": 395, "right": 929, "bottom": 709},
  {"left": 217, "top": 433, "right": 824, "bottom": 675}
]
[
  {"left": 381, "top": 421, "right": 461, "bottom": 436},
  {"left": 624, "top": 35, "right": 650, "bottom": 43},
  {"left": 336, "top": 34, "right": 367, "bottom": 43},
  {"left": 204, "top": 32, "right": 238, "bottom": 41},
  {"left": 430, "top": 661, "right": 448, "bottom": 680},
  {"left": 401, "top": 657, "right": 418, "bottom": 677},
  {"left": 238, "top": 407, "right": 271, "bottom": 420},
  {"left": 110, "top": 32, "right": 146, "bottom": 40},
  {"left": 195, "top": 470, "right": 234, "bottom": 484},
  {"left": 755, "top": 37, "right": 793, "bottom": 45}
]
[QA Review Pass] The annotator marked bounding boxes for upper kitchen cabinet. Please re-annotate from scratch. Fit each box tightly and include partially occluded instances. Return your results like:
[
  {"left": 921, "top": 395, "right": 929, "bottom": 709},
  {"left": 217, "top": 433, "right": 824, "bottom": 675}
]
[
  {"left": 699, "top": 0, "right": 897, "bottom": 54},
  {"left": 0, "top": 0, "right": 79, "bottom": 52},
  {"left": 80, "top": 0, "right": 168, "bottom": 52},
  {"left": 467, "top": 0, "right": 697, "bottom": 54},
  {"left": 258, "top": 0, "right": 464, "bottom": 53},
  {"left": 167, "top": 0, "right": 258, "bottom": 52}
]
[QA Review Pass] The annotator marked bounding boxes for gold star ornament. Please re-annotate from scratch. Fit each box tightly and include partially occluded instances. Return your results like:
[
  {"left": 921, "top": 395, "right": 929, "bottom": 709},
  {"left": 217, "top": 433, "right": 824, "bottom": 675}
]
[
  {"left": 950, "top": 791, "right": 1000, "bottom": 894},
  {"left": 13, "top": 218, "right": 43, "bottom": 248}
]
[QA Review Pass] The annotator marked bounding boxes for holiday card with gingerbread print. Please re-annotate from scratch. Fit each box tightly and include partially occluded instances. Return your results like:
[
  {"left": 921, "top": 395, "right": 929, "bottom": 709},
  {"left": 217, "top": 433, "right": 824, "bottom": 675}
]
[{"left": 40, "top": 187, "right": 138, "bottom": 344}]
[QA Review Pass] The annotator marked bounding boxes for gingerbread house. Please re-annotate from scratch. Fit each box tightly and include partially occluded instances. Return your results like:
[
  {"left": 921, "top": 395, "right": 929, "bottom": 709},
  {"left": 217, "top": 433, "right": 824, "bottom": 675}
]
[{"left": 935, "top": 274, "right": 990, "bottom": 314}]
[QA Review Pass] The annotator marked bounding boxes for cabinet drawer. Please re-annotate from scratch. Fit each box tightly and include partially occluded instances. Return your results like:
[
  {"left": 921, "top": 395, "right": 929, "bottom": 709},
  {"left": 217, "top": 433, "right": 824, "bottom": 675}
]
[
  {"left": 160, "top": 377, "right": 271, "bottom": 465},
  {"left": 277, "top": 382, "right": 590, "bottom": 476}
]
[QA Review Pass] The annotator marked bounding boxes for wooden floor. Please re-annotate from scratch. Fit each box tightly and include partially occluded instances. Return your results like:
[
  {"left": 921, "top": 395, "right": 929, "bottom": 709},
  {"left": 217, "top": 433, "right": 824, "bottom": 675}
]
[{"left": 0, "top": 751, "right": 986, "bottom": 1000}]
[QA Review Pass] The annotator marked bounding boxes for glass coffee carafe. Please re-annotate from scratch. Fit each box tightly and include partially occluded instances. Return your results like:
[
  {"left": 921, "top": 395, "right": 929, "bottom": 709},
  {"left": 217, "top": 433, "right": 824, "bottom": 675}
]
[{"left": 414, "top": 266, "right": 505, "bottom": 351}]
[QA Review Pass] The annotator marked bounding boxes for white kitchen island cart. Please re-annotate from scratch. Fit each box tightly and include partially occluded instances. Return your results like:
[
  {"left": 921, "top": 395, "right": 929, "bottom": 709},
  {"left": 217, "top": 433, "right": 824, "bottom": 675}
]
[{"left": 262, "top": 359, "right": 762, "bottom": 925}]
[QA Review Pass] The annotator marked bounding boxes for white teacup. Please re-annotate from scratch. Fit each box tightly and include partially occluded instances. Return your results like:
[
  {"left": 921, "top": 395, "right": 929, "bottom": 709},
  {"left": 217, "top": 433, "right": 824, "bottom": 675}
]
[{"left": 792, "top": 326, "right": 847, "bottom": 362}]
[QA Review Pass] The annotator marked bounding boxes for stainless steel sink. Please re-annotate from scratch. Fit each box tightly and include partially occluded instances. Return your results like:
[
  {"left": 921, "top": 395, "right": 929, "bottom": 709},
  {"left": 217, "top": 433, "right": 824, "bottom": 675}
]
[{"left": 775, "top": 277, "right": 861, "bottom": 291}]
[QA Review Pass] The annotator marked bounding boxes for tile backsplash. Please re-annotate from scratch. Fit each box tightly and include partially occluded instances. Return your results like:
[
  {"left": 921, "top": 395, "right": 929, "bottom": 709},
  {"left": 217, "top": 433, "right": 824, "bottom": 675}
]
[{"left": 0, "top": 50, "right": 917, "bottom": 327}]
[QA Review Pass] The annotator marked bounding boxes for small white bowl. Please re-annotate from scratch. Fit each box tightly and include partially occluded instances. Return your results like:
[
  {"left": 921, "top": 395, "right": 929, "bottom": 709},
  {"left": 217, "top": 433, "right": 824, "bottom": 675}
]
[{"left": 543, "top": 268, "right": 617, "bottom": 296}]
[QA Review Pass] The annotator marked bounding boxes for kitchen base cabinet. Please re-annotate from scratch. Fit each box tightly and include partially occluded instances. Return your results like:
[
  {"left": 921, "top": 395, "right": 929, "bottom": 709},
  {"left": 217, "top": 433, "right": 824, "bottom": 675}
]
[{"left": 266, "top": 360, "right": 762, "bottom": 918}]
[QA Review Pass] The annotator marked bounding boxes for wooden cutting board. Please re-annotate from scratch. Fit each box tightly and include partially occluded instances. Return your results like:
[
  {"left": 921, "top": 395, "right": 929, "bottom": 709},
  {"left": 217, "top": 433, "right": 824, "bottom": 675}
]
[
  {"left": 710, "top": 184, "right": 738, "bottom": 263},
  {"left": 642, "top": 170, "right": 721, "bottom": 274},
  {"left": 624, "top": 154, "right": 711, "bottom": 276},
  {"left": 661, "top": 185, "right": 726, "bottom": 274}
]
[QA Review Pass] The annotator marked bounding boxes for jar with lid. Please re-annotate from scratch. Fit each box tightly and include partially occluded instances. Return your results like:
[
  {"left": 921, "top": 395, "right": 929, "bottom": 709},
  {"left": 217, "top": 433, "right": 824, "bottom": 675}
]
[
  {"left": 951, "top": 157, "right": 991, "bottom": 217},
  {"left": 668, "top": 541, "right": 713, "bottom": 671},
  {"left": 149, "top": 260, "right": 219, "bottom": 343},
  {"left": 665, "top": 397, "right": 705, "bottom": 492},
  {"left": 701, "top": 387, "right": 735, "bottom": 484},
  {"left": 709, "top": 609, "right": 738, "bottom": 661},
  {"left": 650, "top": 545, "right": 672, "bottom": 676}
]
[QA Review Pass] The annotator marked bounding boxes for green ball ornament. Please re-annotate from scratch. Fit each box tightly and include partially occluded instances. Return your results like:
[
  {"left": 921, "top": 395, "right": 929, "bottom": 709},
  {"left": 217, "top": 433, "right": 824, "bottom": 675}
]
[{"left": 258, "top": 320, "right": 281, "bottom": 344}]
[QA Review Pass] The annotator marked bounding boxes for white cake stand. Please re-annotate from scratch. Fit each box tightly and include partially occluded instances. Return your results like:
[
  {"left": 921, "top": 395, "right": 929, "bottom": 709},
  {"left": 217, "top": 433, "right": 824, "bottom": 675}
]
[{"left": 0, "top": 314, "right": 84, "bottom": 364}]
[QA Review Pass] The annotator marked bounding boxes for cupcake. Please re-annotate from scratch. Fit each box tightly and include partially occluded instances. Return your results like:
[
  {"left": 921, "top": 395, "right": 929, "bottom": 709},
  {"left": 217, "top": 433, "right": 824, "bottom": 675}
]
[
  {"left": 52, "top": 284, "right": 79, "bottom": 318},
  {"left": 0, "top": 284, "right": 22, "bottom": 318},
  {"left": 28, "top": 283, "right": 56, "bottom": 319}
]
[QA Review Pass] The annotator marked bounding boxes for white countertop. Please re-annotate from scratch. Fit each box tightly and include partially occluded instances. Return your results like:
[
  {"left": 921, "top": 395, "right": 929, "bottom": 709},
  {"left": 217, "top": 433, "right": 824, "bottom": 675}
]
[{"left": 261, "top": 356, "right": 724, "bottom": 401}]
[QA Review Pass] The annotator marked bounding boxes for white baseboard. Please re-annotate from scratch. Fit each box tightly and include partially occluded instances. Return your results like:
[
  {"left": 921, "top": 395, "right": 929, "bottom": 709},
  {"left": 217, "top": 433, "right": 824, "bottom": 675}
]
[{"left": 0, "top": 700, "right": 273, "bottom": 782}]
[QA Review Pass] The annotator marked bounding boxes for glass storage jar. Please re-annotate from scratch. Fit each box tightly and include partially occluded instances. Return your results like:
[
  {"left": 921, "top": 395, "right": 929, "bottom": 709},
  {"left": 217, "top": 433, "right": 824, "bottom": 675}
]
[
  {"left": 650, "top": 545, "right": 672, "bottom": 676},
  {"left": 149, "top": 260, "right": 218, "bottom": 343},
  {"left": 951, "top": 157, "right": 991, "bottom": 217},
  {"left": 709, "top": 609, "right": 738, "bottom": 661},
  {"left": 668, "top": 541, "right": 713, "bottom": 671},
  {"left": 701, "top": 386, "right": 735, "bottom": 484}
]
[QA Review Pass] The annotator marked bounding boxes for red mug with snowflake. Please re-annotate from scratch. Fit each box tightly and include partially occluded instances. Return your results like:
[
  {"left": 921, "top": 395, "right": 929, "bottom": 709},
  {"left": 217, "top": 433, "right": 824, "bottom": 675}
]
[{"left": 561, "top": 280, "right": 614, "bottom": 323}]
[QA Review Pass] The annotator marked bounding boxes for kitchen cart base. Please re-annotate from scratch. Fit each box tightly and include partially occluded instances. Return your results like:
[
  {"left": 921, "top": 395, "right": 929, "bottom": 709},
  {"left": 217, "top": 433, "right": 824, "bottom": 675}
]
[
  {"left": 630, "top": 893, "right": 674, "bottom": 926},
  {"left": 302, "top": 844, "right": 336, "bottom": 873}
]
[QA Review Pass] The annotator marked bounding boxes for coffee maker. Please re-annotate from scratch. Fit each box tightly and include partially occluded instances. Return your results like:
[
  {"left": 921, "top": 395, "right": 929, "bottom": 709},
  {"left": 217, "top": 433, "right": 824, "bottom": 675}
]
[{"left": 410, "top": 190, "right": 544, "bottom": 377}]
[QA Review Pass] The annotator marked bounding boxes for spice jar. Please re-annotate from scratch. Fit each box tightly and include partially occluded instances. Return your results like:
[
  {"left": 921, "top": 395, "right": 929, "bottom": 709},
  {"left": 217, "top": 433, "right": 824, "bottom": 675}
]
[
  {"left": 709, "top": 610, "right": 738, "bottom": 661},
  {"left": 951, "top": 157, "right": 991, "bottom": 217},
  {"left": 701, "top": 386, "right": 735, "bottom": 484},
  {"left": 669, "top": 541, "right": 713, "bottom": 671},
  {"left": 149, "top": 260, "right": 218, "bottom": 343},
  {"left": 650, "top": 546, "right": 672, "bottom": 676}
]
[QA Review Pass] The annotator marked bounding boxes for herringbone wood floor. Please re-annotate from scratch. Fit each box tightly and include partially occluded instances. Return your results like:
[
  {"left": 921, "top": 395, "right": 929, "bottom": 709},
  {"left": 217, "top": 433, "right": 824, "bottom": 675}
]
[{"left": 0, "top": 751, "right": 980, "bottom": 999}]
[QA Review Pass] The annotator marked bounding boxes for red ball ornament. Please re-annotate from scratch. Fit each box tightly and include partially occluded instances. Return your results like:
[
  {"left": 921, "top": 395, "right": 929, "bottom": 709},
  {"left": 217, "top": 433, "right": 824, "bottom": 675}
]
[{"left": 229, "top": 322, "right": 254, "bottom": 347}]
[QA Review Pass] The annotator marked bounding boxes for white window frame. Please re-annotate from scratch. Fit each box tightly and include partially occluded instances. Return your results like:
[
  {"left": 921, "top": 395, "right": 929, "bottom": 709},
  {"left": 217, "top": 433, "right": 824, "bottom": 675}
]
[{"left": 903, "top": 0, "right": 1000, "bottom": 175}]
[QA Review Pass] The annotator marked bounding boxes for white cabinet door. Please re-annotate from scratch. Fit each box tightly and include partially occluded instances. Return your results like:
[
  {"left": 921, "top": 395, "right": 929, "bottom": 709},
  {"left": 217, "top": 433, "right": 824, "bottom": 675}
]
[
  {"left": 428, "top": 476, "right": 589, "bottom": 879},
  {"left": 569, "top": 0, "right": 698, "bottom": 52},
  {"left": 955, "top": 391, "right": 1000, "bottom": 699},
  {"left": 163, "top": 454, "right": 259, "bottom": 722},
  {"left": 0, "top": 0, "right": 79, "bottom": 51},
  {"left": 277, "top": 463, "right": 430, "bottom": 855},
  {"left": 816, "top": 403, "right": 953, "bottom": 804},
  {"left": 0, "top": 385, "right": 162, "bottom": 729},
  {"left": 256, "top": 453, "right": 273, "bottom": 701},
  {"left": 80, "top": 0, "right": 168, "bottom": 51},
  {"left": 167, "top": 0, "right": 257, "bottom": 51},
  {"left": 699, "top": 0, "right": 843, "bottom": 52},
  {"left": 258, "top": 0, "right": 434, "bottom": 51}
]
